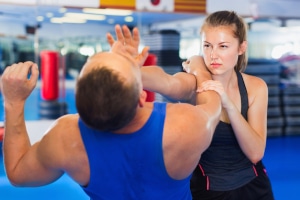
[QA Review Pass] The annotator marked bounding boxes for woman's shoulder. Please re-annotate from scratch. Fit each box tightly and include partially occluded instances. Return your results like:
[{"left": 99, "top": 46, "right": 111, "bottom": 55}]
[
  {"left": 241, "top": 73, "right": 268, "bottom": 104},
  {"left": 241, "top": 73, "right": 268, "bottom": 89}
]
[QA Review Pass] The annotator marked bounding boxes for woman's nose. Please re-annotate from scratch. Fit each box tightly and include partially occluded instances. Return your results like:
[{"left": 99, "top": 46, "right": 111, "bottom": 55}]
[{"left": 210, "top": 48, "right": 215, "bottom": 58}]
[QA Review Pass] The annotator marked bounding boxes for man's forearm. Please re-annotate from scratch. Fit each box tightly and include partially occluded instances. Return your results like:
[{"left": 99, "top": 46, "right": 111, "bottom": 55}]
[
  {"left": 141, "top": 66, "right": 169, "bottom": 93},
  {"left": 196, "top": 90, "right": 221, "bottom": 132},
  {"left": 141, "top": 66, "right": 197, "bottom": 102},
  {"left": 3, "top": 103, "right": 31, "bottom": 179}
]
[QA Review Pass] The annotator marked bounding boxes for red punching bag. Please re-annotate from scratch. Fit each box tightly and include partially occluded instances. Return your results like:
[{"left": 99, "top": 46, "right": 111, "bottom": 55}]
[
  {"left": 0, "top": 126, "right": 4, "bottom": 142},
  {"left": 40, "top": 50, "right": 59, "bottom": 101},
  {"left": 143, "top": 54, "right": 157, "bottom": 102}
]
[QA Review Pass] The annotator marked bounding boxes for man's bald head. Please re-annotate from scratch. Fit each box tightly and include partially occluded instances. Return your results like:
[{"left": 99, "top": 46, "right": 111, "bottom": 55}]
[{"left": 75, "top": 51, "right": 142, "bottom": 132}]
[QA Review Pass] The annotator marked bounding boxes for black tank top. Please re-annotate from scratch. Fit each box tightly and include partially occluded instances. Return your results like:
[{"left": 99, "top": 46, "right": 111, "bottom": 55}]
[{"left": 196, "top": 70, "right": 257, "bottom": 191}]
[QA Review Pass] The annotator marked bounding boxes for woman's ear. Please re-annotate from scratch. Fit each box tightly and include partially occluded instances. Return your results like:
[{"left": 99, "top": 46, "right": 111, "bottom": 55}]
[{"left": 239, "top": 41, "right": 248, "bottom": 55}]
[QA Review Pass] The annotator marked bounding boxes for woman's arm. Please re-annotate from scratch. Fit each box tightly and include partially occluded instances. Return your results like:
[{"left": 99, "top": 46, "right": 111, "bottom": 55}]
[
  {"left": 231, "top": 75, "right": 268, "bottom": 163},
  {"left": 198, "top": 75, "right": 268, "bottom": 164}
]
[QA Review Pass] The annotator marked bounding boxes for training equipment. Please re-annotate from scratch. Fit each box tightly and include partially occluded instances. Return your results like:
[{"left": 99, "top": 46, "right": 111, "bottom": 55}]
[{"left": 143, "top": 54, "right": 157, "bottom": 102}]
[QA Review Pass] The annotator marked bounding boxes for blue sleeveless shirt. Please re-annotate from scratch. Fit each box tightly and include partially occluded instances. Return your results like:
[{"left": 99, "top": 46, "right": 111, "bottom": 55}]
[
  {"left": 195, "top": 70, "right": 258, "bottom": 191},
  {"left": 79, "top": 102, "right": 192, "bottom": 200}
]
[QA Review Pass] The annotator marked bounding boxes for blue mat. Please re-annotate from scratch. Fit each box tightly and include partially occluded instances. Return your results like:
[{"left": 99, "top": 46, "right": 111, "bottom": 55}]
[{"left": 263, "top": 136, "right": 300, "bottom": 200}]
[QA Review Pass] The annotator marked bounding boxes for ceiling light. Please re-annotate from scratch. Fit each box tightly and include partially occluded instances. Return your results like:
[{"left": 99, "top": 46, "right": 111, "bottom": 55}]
[
  {"left": 46, "top": 12, "right": 54, "bottom": 18},
  {"left": 59, "top": 7, "right": 67, "bottom": 13},
  {"left": 82, "top": 8, "right": 132, "bottom": 16},
  {"left": 108, "top": 18, "right": 115, "bottom": 24},
  {"left": 124, "top": 16, "right": 134, "bottom": 22},
  {"left": 64, "top": 13, "right": 106, "bottom": 21},
  {"left": 36, "top": 16, "right": 44, "bottom": 22},
  {"left": 51, "top": 17, "right": 86, "bottom": 24}
]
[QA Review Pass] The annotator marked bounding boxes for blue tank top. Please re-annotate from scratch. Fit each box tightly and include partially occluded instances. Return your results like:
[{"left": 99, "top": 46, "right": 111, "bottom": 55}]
[
  {"left": 198, "top": 70, "right": 257, "bottom": 191},
  {"left": 79, "top": 102, "right": 192, "bottom": 200}
]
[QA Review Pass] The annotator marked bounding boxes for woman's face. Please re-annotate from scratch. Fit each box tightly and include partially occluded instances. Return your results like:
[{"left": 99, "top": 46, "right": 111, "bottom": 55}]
[{"left": 201, "top": 25, "right": 245, "bottom": 75}]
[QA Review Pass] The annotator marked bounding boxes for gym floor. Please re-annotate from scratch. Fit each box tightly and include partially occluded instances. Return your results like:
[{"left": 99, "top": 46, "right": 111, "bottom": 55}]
[{"left": 0, "top": 87, "right": 300, "bottom": 200}]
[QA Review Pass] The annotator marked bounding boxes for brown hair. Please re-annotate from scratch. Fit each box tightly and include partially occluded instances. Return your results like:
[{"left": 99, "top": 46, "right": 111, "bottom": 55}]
[
  {"left": 75, "top": 66, "right": 140, "bottom": 131},
  {"left": 201, "top": 10, "right": 248, "bottom": 72}
]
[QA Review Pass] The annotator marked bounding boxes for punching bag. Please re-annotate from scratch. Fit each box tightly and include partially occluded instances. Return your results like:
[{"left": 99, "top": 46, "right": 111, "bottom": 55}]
[
  {"left": 39, "top": 50, "right": 62, "bottom": 119},
  {"left": 143, "top": 54, "right": 157, "bottom": 102},
  {"left": 40, "top": 50, "right": 59, "bottom": 101}
]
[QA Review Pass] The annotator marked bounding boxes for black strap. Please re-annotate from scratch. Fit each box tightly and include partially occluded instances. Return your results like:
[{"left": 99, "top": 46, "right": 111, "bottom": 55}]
[{"left": 236, "top": 70, "right": 248, "bottom": 120}]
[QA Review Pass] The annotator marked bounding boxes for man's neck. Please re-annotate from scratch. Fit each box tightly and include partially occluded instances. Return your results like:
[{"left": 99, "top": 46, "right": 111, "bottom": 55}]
[{"left": 113, "top": 103, "right": 153, "bottom": 134}]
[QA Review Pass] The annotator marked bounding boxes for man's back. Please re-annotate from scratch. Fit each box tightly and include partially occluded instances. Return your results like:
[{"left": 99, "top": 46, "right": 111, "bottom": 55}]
[{"left": 79, "top": 102, "right": 192, "bottom": 200}]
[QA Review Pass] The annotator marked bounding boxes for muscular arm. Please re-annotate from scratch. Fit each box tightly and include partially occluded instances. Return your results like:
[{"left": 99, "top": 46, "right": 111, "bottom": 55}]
[
  {"left": 142, "top": 66, "right": 197, "bottom": 102},
  {"left": 165, "top": 83, "right": 221, "bottom": 180},
  {"left": 1, "top": 62, "right": 64, "bottom": 186},
  {"left": 192, "top": 56, "right": 221, "bottom": 134},
  {"left": 142, "top": 55, "right": 215, "bottom": 103}
]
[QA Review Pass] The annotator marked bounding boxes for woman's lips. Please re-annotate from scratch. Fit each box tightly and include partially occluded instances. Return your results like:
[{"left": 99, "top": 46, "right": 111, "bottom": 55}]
[{"left": 211, "top": 63, "right": 221, "bottom": 68}]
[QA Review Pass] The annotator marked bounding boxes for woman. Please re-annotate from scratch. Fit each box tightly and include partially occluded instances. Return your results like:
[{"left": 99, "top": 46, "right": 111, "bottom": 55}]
[
  {"left": 107, "top": 10, "right": 274, "bottom": 199},
  {"left": 184, "top": 11, "right": 274, "bottom": 200}
]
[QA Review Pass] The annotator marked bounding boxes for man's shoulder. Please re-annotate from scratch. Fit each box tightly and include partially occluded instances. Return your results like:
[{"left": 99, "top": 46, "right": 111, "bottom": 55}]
[
  {"left": 165, "top": 103, "right": 199, "bottom": 122},
  {"left": 166, "top": 102, "right": 195, "bottom": 112},
  {"left": 44, "top": 114, "right": 82, "bottom": 155},
  {"left": 48, "top": 114, "right": 80, "bottom": 139},
  {"left": 56, "top": 114, "right": 79, "bottom": 125}
]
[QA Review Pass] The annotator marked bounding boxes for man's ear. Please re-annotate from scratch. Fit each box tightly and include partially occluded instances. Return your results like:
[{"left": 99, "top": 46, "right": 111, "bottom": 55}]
[
  {"left": 239, "top": 41, "right": 248, "bottom": 55},
  {"left": 138, "top": 90, "right": 147, "bottom": 107}
]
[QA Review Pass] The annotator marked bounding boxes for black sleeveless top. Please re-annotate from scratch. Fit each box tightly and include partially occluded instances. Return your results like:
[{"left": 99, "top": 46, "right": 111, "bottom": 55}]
[{"left": 194, "top": 70, "right": 257, "bottom": 191}]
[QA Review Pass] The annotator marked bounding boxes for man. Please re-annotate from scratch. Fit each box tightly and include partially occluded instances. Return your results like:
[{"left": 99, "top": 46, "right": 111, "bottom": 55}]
[{"left": 2, "top": 39, "right": 221, "bottom": 199}]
